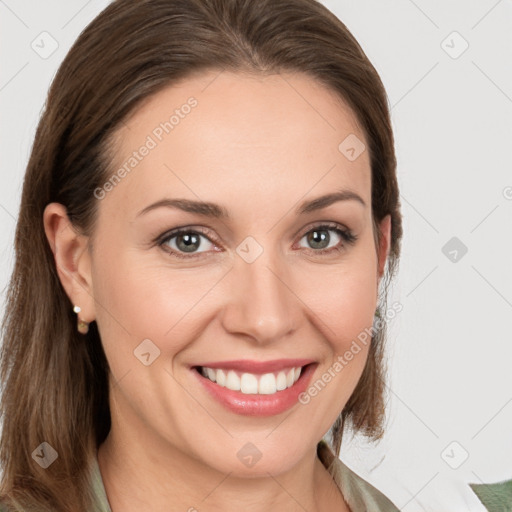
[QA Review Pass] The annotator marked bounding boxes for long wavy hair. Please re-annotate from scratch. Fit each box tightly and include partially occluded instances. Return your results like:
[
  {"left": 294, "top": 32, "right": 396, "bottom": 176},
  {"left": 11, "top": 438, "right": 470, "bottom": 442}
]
[{"left": 0, "top": 0, "right": 403, "bottom": 510}]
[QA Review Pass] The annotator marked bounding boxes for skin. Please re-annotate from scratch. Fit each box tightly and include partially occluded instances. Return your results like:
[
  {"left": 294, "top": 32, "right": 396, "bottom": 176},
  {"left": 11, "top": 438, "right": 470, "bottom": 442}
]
[{"left": 44, "top": 70, "right": 391, "bottom": 512}]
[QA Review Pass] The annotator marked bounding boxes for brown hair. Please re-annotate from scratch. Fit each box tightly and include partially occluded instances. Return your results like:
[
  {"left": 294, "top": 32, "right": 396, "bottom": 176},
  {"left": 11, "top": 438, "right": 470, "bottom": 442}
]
[{"left": 0, "top": 0, "right": 402, "bottom": 510}]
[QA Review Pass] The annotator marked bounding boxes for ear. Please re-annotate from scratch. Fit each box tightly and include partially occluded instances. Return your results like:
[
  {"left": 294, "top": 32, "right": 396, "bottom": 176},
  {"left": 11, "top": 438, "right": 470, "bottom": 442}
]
[
  {"left": 43, "top": 203, "right": 96, "bottom": 323},
  {"left": 377, "top": 214, "right": 392, "bottom": 281}
]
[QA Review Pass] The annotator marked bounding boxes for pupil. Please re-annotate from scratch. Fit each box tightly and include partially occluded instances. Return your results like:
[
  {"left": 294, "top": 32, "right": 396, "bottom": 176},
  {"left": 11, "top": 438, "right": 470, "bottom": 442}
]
[
  {"left": 308, "top": 229, "right": 329, "bottom": 249},
  {"left": 177, "top": 233, "right": 200, "bottom": 252}
]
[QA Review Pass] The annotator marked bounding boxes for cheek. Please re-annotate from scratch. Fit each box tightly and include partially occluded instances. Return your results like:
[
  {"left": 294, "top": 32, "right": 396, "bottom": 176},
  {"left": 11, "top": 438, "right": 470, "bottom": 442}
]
[
  {"left": 90, "top": 244, "right": 228, "bottom": 359},
  {"left": 315, "top": 273, "right": 375, "bottom": 380},
  {"left": 300, "top": 254, "right": 379, "bottom": 348},
  {"left": 293, "top": 262, "right": 378, "bottom": 432},
  {"left": 322, "top": 273, "right": 377, "bottom": 348},
  {"left": 296, "top": 248, "right": 378, "bottom": 394}
]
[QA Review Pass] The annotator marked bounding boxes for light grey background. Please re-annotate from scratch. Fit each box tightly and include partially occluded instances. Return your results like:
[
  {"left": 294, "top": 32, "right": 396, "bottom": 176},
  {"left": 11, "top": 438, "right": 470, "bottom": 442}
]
[{"left": 1, "top": 1, "right": 511, "bottom": 510}]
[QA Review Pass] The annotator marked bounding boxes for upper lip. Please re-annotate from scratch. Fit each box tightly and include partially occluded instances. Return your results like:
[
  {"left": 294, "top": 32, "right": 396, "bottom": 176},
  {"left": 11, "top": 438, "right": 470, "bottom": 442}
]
[{"left": 193, "top": 358, "right": 315, "bottom": 374}]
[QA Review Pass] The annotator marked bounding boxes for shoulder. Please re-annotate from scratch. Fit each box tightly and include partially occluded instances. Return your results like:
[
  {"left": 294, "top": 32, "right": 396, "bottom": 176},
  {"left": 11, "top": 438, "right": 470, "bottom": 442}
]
[{"left": 317, "top": 440, "right": 400, "bottom": 512}]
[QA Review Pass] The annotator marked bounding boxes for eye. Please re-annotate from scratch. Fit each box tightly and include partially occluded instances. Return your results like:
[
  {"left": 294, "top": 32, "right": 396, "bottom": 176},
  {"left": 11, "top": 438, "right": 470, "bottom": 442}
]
[
  {"left": 156, "top": 222, "right": 358, "bottom": 260},
  {"left": 158, "top": 227, "right": 218, "bottom": 259},
  {"left": 297, "top": 223, "right": 357, "bottom": 255}
]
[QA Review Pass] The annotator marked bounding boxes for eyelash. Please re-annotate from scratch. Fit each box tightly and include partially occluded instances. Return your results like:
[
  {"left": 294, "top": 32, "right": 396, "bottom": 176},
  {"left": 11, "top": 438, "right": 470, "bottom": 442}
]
[{"left": 156, "top": 222, "right": 358, "bottom": 260}]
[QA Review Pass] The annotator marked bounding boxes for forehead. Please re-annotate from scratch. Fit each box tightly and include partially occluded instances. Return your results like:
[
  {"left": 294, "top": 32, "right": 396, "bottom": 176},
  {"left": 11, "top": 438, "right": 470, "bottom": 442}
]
[{"left": 104, "top": 70, "right": 371, "bottom": 215}]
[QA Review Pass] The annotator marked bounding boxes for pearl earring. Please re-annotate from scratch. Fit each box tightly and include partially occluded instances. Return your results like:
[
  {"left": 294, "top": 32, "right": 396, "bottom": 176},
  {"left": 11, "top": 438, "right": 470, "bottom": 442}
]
[{"left": 73, "top": 305, "right": 89, "bottom": 334}]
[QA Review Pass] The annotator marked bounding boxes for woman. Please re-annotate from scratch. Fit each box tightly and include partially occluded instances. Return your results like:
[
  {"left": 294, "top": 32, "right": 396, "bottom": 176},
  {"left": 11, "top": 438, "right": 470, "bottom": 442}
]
[{"left": 0, "top": 0, "right": 405, "bottom": 510}]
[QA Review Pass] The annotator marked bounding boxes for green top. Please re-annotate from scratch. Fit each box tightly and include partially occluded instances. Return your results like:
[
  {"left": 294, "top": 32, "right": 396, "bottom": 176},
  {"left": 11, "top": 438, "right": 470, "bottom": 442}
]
[
  {"left": 316, "top": 439, "right": 400, "bottom": 511},
  {"left": 2, "top": 442, "right": 512, "bottom": 510},
  {"left": 469, "top": 478, "right": 512, "bottom": 512}
]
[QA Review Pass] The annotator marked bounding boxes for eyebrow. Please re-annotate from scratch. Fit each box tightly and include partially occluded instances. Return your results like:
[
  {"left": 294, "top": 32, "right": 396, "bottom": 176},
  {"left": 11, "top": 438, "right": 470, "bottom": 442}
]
[{"left": 135, "top": 189, "right": 366, "bottom": 219}]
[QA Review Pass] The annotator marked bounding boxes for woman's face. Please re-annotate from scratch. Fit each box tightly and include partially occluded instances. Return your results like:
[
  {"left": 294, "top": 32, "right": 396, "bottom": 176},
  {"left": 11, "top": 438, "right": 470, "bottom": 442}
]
[{"left": 87, "top": 70, "right": 390, "bottom": 475}]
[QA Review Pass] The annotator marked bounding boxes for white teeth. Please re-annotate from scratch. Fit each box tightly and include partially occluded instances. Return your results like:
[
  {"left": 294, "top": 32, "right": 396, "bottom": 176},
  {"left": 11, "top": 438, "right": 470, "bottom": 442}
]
[
  {"left": 200, "top": 365, "right": 304, "bottom": 395},
  {"left": 276, "top": 371, "right": 287, "bottom": 391},
  {"left": 206, "top": 367, "right": 216, "bottom": 382},
  {"left": 225, "top": 370, "right": 241, "bottom": 391},
  {"left": 240, "top": 373, "right": 258, "bottom": 394},
  {"left": 286, "top": 368, "right": 295, "bottom": 387},
  {"left": 216, "top": 369, "right": 226, "bottom": 387},
  {"left": 258, "top": 373, "right": 276, "bottom": 394}
]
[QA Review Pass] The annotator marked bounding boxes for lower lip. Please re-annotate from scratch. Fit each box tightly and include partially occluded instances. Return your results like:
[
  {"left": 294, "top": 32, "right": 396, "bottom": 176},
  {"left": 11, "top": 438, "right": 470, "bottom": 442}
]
[{"left": 192, "top": 364, "right": 317, "bottom": 417}]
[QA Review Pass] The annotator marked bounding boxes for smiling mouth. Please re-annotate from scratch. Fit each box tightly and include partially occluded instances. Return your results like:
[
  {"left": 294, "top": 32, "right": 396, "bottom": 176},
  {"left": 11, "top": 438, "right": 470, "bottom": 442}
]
[{"left": 194, "top": 364, "right": 311, "bottom": 395}]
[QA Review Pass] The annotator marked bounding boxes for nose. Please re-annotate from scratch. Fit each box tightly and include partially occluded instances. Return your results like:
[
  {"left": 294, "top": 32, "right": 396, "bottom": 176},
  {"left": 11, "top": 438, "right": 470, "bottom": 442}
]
[{"left": 220, "top": 248, "right": 301, "bottom": 345}]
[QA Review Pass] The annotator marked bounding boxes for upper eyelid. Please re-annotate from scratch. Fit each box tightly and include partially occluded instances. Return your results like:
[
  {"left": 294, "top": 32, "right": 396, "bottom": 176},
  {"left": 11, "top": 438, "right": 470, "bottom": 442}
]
[{"left": 159, "top": 226, "right": 216, "bottom": 244}]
